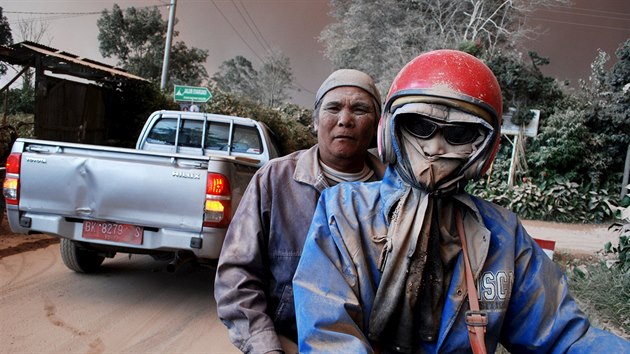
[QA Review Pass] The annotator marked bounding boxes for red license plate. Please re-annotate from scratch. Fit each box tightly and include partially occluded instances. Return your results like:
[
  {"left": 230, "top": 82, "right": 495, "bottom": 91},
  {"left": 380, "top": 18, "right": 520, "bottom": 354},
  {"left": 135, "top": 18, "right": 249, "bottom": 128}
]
[{"left": 82, "top": 220, "right": 144, "bottom": 245}]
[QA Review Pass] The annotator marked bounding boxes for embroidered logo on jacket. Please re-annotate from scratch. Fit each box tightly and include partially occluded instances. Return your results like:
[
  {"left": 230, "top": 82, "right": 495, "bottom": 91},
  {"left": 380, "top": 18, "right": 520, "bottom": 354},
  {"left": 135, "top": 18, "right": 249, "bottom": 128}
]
[{"left": 477, "top": 271, "right": 514, "bottom": 312}]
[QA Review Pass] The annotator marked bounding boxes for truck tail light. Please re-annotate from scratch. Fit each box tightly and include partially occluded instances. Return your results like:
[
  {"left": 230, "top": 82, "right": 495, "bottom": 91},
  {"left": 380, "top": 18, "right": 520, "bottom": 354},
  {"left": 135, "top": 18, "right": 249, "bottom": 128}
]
[
  {"left": 204, "top": 173, "right": 231, "bottom": 228},
  {"left": 3, "top": 153, "right": 21, "bottom": 205}
]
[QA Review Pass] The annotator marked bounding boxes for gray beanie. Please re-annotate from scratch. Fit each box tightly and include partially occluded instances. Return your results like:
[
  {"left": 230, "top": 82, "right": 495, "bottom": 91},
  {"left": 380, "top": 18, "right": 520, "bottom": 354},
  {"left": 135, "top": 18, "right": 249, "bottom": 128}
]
[{"left": 314, "top": 69, "right": 382, "bottom": 115}]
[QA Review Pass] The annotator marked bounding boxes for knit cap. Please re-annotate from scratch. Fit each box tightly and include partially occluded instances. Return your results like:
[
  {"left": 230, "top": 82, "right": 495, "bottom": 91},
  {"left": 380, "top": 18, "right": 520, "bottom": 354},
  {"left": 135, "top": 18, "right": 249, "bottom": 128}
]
[{"left": 314, "top": 69, "right": 382, "bottom": 115}]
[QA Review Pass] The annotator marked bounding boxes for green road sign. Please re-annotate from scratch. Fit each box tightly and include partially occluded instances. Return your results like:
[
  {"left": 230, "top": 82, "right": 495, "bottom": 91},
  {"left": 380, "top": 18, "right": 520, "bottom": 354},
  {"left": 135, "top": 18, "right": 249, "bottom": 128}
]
[{"left": 173, "top": 85, "right": 212, "bottom": 103}]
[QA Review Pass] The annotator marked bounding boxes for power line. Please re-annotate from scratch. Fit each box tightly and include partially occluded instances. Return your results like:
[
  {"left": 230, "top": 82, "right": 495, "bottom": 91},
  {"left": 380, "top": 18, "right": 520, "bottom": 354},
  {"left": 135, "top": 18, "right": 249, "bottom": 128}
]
[
  {"left": 7, "top": 13, "right": 92, "bottom": 26},
  {"left": 231, "top": 1, "right": 269, "bottom": 55},
  {"left": 211, "top": 0, "right": 264, "bottom": 62},
  {"left": 537, "top": 8, "right": 630, "bottom": 22},
  {"left": 4, "top": 4, "right": 171, "bottom": 26},
  {"left": 229, "top": 1, "right": 314, "bottom": 95},
  {"left": 216, "top": 1, "right": 314, "bottom": 96},
  {"left": 235, "top": 0, "right": 273, "bottom": 55},
  {"left": 3, "top": 4, "right": 170, "bottom": 16},
  {"left": 529, "top": 16, "right": 630, "bottom": 32},
  {"left": 544, "top": 5, "right": 630, "bottom": 18},
  {"left": 4, "top": 10, "right": 102, "bottom": 15}
]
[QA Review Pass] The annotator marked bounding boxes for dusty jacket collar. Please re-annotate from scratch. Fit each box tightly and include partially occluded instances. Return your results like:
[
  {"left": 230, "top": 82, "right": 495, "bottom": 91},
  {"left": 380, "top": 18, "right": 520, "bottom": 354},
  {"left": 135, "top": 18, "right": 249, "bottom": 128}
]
[
  {"left": 294, "top": 145, "right": 329, "bottom": 192},
  {"left": 379, "top": 167, "right": 489, "bottom": 275},
  {"left": 293, "top": 145, "right": 386, "bottom": 192}
]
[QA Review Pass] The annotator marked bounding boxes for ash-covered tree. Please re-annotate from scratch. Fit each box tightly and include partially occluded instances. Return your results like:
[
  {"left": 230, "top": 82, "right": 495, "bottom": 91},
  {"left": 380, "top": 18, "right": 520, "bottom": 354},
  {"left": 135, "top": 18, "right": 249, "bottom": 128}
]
[
  {"left": 529, "top": 41, "right": 630, "bottom": 188},
  {"left": 3, "top": 19, "right": 52, "bottom": 115},
  {"left": 97, "top": 4, "right": 208, "bottom": 88},
  {"left": 609, "top": 38, "right": 630, "bottom": 92},
  {"left": 321, "top": 0, "right": 569, "bottom": 92},
  {"left": 0, "top": 9, "right": 38, "bottom": 115},
  {"left": 488, "top": 50, "right": 564, "bottom": 125},
  {"left": 258, "top": 52, "right": 294, "bottom": 107},
  {"left": 212, "top": 56, "right": 260, "bottom": 100},
  {"left": 212, "top": 51, "right": 294, "bottom": 108},
  {"left": 16, "top": 18, "right": 51, "bottom": 90},
  {"left": 0, "top": 7, "right": 13, "bottom": 76}
]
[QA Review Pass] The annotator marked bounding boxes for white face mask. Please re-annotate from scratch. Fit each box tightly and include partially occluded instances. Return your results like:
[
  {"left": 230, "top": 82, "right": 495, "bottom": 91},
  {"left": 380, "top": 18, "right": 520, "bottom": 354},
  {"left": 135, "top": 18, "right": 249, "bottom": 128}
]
[
  {"left": 391, "top": 102, "right": 494, "bottom": 191},
  {"left": 399, "top": 125, "right": 485, "bottom": 191}
]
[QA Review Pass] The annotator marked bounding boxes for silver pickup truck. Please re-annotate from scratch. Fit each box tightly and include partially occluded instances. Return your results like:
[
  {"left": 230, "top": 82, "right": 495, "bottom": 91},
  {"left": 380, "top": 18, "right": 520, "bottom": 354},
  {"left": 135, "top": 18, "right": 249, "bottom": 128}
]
[{"left": 3, "top": 110, "right": 280, "bottom": 272}]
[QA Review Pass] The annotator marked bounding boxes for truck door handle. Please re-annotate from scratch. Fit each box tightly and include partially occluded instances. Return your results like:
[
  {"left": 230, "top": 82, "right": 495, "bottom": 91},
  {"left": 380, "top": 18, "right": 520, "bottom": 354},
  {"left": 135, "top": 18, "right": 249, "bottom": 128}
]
[
  {"left": 177, "top": 161, "right": 207, "bottom": 168},
  {"left": 26, "top": 146, "right": 62, "bottom": 153}
]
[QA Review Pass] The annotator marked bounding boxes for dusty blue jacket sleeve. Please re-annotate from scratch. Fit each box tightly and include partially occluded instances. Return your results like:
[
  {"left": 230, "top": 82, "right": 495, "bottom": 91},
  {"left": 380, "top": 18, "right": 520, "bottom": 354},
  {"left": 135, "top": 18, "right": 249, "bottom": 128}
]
[
  {"left": 293, "top": 193, "right": 373, "bottom": 354},
  {"left": 490, "top": 209, "right": 630, "bottom": 353}
]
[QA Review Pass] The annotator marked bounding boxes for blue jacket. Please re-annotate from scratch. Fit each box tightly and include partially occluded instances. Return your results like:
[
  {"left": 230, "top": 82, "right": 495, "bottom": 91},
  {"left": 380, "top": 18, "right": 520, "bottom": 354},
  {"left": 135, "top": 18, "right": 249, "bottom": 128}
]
[{"left": 293, "top": 167, "right": 630, "bottom": 353}]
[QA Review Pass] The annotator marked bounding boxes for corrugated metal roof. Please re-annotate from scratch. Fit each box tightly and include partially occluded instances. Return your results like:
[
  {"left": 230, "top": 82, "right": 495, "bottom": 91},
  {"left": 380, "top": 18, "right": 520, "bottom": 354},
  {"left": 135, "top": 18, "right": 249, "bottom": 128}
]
[{"left": 0, "top": 41, "right": 148, "bottom": 83}]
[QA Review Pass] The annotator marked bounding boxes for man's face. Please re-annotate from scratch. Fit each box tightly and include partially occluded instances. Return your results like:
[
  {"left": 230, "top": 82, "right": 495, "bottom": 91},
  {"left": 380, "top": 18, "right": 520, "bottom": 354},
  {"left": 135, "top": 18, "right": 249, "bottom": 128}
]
[{"left": 316, "top": 86, "right": 377, "bottom": 172}]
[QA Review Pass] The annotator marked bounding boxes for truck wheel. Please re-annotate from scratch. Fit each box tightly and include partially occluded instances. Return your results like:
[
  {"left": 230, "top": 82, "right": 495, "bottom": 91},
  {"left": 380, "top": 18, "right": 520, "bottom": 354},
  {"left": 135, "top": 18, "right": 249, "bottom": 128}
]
[
  {"left": 60, "top": 239, "right": 105, "bottom": 273},
  {"left": 0, "top": 194, "right": 4, "bottom": 225}
]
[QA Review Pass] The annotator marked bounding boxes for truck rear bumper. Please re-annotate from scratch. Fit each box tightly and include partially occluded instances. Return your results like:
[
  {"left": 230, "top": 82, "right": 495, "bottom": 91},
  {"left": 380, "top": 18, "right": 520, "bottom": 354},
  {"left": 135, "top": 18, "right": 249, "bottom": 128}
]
[{"left": 6, "top": 208, "right": 225, "bottom": 260}]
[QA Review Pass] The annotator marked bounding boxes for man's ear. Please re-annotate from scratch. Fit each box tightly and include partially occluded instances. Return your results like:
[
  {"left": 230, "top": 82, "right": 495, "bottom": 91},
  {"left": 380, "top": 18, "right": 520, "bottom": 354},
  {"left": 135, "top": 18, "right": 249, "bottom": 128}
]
[{"left": 312, "top": 102, "right": 321, "bottom": 134}]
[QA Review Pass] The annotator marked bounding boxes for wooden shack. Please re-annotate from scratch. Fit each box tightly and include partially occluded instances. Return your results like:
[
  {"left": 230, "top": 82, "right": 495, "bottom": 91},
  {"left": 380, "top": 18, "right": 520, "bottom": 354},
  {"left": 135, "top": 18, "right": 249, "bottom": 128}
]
[{"left": 0, "top": 41, "right": 150, "bottom": 145}]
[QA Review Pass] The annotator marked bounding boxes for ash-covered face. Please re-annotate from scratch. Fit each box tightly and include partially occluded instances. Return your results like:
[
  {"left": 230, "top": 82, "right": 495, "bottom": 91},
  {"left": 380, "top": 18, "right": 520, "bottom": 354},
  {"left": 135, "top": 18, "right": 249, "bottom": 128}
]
[
  {"left": 316, "top": 86, "right": 378, "bottom": 173},
  {"left": 397, "top": 113, "right": 488, "bottom": 191}
]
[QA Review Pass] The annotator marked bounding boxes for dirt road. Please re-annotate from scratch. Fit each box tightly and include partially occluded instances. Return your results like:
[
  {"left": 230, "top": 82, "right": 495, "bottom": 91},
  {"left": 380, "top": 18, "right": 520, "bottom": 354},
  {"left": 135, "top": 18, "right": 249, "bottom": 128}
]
[
  {"left": 521, "top": 219, "right": 619, "bottom": 255},
  {"left": 0, "top": 242, "right": 239, "bottom": 353}
]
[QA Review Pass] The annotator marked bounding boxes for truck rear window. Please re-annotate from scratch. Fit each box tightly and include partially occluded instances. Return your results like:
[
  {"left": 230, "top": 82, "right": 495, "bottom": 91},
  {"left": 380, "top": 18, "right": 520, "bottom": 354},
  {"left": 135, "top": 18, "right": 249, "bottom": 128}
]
[
  {"left": 146, "top": 118, "right": 177, "bottom": 145},
  {"left": 145, "top": 118, "right": 263, "bottom": 155},
  {"left": 229, "top": 125, "right": 263, "bottom": 154}
]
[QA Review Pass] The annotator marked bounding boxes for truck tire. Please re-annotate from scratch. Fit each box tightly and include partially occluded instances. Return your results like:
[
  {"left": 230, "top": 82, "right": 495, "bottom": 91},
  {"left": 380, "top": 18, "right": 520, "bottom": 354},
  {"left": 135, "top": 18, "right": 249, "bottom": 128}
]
[
  {"left": 60, "top": 239, "right": 105, "bottom": 273},
  {"left": 0, "top": 167, "right": 5, "bottom": 225},
  {"left": 0, "top": 193, "right": 4, "bottom": 225}
]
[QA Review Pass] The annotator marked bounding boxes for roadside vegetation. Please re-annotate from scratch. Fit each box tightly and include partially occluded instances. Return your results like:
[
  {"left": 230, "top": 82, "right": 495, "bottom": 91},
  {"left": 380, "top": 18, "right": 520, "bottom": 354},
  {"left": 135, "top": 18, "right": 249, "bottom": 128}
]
[
  {"left": 558, "top": 191, "right": 630, "bottom": 339},
  {"left": 563, "top": 253, "right": 630, "bottom": 339}
]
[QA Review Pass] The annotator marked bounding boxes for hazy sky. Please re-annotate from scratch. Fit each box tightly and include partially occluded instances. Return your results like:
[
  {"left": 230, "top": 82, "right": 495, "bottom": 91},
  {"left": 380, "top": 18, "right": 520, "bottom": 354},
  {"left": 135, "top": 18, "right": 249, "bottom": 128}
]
[
  {"left": 524, "top": 0, "right": 629, "bottom": 87},
  {"left": 2, "top": 0, "right": 629, "bottom": 107},
  {"left": 3, "top": 0, "right": 333, "bottom": 106}
]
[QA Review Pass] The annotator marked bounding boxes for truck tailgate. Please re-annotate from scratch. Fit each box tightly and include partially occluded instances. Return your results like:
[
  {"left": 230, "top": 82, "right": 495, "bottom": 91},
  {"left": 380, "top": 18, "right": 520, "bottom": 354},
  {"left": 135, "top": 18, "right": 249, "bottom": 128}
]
[{"left": 19, "top": 147, "right": 208, "bottom": 233}]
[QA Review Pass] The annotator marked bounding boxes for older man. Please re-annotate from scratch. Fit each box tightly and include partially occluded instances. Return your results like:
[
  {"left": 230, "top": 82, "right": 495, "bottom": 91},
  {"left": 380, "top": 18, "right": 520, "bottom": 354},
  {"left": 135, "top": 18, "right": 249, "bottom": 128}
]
[{"left": 214, "top": 69, "right": 385, "bottom": 354}]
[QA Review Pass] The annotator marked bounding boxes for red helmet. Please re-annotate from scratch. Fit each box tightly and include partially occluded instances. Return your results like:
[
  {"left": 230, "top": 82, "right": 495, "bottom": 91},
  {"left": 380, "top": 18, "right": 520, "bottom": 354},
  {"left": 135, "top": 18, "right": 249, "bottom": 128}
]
[{"left": 377, "top": 49, "right": 503, "bottom": 180}]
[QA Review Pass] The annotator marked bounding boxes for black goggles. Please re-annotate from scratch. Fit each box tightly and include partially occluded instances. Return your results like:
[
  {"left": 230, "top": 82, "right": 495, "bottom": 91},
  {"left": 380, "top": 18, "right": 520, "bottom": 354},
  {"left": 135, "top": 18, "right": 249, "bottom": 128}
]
[{"left": 401, "top": 117, "right": 486, "bottom": 145}]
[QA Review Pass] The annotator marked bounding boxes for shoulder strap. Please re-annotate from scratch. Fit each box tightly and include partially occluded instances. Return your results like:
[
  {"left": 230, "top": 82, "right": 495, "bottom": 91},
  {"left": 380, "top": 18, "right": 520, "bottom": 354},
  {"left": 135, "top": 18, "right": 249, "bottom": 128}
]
[{"left": 455, "top": 208, "right": 488, "bottom": 354}]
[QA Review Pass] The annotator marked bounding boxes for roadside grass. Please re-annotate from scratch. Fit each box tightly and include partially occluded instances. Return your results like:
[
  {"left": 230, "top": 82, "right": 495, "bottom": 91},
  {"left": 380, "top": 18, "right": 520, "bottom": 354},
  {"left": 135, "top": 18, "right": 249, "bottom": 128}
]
[{"left": 555, "top": 251, "right": 630, "bottom": 340}]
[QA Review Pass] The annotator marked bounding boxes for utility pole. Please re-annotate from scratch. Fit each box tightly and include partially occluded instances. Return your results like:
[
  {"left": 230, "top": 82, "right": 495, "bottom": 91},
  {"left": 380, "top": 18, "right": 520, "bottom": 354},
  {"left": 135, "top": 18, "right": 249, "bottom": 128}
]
[
  {"left": 507, "top": 133, "right": 519, "bottom": 188},
  {"left": 160, "top": 0, "right": 177, "bottom": 91},
  {"left": 622, "top": 144, "right": 630, "bottom": 199}
]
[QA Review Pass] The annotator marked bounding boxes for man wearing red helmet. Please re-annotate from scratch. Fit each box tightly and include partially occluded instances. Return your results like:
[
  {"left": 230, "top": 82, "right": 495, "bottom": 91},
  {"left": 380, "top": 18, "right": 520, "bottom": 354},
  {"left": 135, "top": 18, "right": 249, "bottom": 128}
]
[{"left": 293, "top": 50, "right": 630, "bottom": 353}]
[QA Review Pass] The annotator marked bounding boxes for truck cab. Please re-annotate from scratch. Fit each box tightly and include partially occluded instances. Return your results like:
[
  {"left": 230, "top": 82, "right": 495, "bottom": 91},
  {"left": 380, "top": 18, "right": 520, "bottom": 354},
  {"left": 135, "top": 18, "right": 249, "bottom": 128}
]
[{"left": 136, "top": 110, "right": 280, "bottom": 167}]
